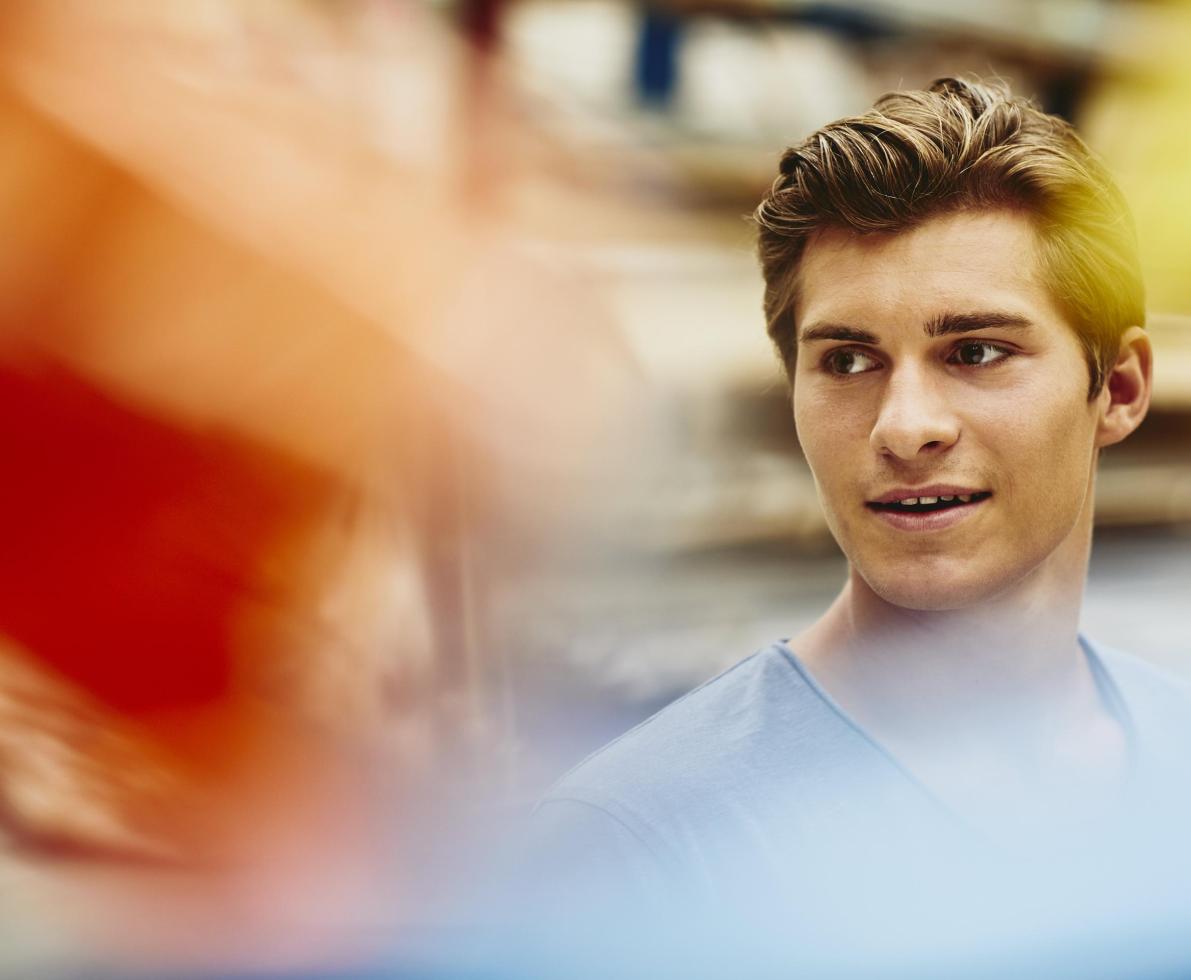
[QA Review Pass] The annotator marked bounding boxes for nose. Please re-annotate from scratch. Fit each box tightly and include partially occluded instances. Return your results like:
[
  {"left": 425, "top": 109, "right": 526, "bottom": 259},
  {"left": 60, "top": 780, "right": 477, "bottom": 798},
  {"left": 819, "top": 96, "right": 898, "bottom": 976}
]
[{"left": 869, "top": 363, "right": 960, "bottom": 461}]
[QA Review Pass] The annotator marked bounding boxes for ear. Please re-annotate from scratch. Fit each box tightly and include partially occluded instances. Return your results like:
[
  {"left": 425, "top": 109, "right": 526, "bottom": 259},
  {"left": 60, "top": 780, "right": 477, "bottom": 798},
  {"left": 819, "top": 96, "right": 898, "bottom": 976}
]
[{"left": 1095, "top": 326, "right": 1152, "bottom": 449}]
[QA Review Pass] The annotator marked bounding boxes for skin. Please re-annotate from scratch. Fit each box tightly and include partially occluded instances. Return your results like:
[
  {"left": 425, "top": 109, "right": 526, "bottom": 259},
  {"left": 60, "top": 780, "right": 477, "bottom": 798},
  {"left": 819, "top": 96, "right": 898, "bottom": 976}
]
[{"left": 787, "top": 209, "right": 1153, "bottom": 827}]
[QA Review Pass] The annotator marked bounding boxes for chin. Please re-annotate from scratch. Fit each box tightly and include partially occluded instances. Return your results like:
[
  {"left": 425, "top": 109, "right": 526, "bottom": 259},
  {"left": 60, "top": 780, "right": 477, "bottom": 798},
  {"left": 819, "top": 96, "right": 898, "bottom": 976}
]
[{"left": 856, "top": 561, "right": 1013, "bottom": 612}]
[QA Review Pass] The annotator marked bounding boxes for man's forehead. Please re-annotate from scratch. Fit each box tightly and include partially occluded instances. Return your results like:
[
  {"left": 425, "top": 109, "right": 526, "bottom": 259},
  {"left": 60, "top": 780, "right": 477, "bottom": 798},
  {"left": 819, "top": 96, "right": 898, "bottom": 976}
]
[{"left": 794, "top": 210, "right": 1052, "bottom": 328}]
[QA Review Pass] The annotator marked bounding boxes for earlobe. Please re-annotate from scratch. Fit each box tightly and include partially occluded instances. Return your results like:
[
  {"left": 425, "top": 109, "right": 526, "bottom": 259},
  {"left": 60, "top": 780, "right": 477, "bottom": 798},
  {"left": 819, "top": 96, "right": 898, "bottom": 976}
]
[{"left": 1095, "top": 326, "right": 1153, "bottom": 448}]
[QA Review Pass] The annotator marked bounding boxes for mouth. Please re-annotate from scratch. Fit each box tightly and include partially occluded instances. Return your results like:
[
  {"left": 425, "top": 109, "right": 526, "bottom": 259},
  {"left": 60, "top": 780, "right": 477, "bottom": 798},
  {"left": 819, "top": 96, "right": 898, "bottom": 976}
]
[
  {"left": 864, "top": 488, "right": 992, "bottom": 532},
  {"left": 865, "top": 491, "right": 992, "bottom": 515}
]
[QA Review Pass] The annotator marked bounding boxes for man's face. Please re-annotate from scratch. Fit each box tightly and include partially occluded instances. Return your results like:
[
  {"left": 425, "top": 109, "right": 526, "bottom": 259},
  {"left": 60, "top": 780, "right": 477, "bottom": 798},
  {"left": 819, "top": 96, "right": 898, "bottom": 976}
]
[{"left": 792, "top": 209, "right": 1107, "bottom": 611}]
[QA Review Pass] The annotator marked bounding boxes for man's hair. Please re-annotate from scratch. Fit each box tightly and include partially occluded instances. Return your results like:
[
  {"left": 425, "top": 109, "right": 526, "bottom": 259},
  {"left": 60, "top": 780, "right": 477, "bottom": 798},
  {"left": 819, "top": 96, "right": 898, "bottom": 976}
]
[{"left": 754, "top": 76, "right": 1144, "bottom": 397}]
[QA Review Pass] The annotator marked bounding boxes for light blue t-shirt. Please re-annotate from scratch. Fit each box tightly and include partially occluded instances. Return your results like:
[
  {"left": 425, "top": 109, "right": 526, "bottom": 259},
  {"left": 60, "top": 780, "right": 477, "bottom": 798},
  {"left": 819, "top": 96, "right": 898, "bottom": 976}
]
[{"left": 524, "top": 638, "right": 1191, "bottom": 978}]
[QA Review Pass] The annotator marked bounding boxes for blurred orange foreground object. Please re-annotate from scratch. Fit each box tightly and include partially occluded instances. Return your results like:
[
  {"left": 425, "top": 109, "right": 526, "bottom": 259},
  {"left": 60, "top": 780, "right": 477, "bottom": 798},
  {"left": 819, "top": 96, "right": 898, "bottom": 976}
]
[
  {"left": 0, "top": 0, "right": 645, "bottom": 972},
  {"left": 0, "top": 354, "right": 335, "bottom": 713},
  {"left": 0, "top": 5, "right": 427, "bottom": 974}
]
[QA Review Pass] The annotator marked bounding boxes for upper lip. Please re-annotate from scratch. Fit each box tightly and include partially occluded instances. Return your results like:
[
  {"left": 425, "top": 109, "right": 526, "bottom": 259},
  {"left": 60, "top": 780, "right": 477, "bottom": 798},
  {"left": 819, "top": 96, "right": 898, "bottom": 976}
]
[{"left": 868, "top": 484, "right": 989, "bottom": 504}]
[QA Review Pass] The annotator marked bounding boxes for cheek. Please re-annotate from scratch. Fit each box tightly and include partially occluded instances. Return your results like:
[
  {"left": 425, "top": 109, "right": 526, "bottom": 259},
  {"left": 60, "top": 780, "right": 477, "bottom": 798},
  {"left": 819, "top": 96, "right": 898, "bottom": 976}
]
[
  {"left": 794, "top": 404, "right": 841, "bottom": 510},
  {"left": 793, "top": 391, "right": 875, "bottom": 541},
  {"left": 793, "top": 388, "right": 871, "bottom": 481},
  {"left": 969, "top": 384, "right": 1098, "bottom": 528}
]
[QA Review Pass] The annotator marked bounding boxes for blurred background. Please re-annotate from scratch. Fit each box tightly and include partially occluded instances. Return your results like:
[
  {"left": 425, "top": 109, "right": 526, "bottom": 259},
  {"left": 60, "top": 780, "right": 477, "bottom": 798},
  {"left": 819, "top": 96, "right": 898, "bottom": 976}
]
[
  {"left": 465, "top": 0, "right": 1191, "bottom": 792},
  {"left": 0, "top": 0, "right": 1188, "bottom": 975}
]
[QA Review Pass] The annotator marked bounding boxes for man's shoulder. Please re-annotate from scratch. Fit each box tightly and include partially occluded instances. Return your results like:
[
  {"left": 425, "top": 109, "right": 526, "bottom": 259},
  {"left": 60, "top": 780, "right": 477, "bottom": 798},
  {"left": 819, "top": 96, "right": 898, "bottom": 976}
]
[{"left": 538, "top": 642, "right": 852, "bottom": 826}]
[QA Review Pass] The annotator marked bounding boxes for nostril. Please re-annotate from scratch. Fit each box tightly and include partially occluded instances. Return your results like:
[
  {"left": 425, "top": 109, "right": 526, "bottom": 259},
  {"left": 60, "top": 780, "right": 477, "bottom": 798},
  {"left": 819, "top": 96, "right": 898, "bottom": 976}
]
[{"left": 869, "top": 407, "right": 960, "bottom": 460}]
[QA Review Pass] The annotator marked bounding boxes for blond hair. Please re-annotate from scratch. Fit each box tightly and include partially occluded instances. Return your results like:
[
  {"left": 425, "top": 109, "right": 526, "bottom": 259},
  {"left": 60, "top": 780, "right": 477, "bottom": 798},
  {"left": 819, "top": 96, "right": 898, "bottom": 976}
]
[{"left": 754, "top": 77, "right": 1144, "bottom": 397}]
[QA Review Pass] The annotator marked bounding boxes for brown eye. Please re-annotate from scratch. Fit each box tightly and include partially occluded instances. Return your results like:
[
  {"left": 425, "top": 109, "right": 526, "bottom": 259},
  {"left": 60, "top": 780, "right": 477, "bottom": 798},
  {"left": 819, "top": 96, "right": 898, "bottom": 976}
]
[
  {"left": 951, "top": 341, "right": 1010, "bottom": 367},
  {"left": 831, "top": 351, "right": 856, "bottom": 373},
  {"left": 959, "top": 342, "right": 985, "bottom": 365},
  {"left": 825, "top": 349, "right": 879, "bottom": 375}
]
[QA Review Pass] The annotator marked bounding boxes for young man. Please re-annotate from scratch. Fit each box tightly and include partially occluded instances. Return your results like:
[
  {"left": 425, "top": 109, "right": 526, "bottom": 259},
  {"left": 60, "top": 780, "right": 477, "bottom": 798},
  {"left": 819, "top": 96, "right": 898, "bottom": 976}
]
[{"left": 526, "top": 78, "right": 1191, "bottom": 973}]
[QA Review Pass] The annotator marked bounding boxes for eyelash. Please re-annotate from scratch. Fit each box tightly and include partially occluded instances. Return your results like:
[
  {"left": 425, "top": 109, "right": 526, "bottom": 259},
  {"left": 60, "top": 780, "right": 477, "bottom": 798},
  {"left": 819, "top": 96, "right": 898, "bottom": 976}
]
[{"left": 821, "top": 341, "right": 1015, "bottom": 376}]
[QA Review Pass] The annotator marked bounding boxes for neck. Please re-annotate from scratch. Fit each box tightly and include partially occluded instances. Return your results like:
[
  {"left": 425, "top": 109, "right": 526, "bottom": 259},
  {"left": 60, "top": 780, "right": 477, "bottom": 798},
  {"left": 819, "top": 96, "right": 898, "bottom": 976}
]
[
  {"left": 795, "top": 494, "right": 1101, "bottom": 743},
  {"left": 789, "top": 470, "right": 1132, "bottom": 831}
]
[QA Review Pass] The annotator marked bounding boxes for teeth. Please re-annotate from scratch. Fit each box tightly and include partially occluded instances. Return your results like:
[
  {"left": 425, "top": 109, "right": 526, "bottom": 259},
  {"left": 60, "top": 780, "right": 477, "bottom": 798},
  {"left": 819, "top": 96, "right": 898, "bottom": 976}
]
[{"left": 880, "top": 492, "right": 982, "bottom": 509}]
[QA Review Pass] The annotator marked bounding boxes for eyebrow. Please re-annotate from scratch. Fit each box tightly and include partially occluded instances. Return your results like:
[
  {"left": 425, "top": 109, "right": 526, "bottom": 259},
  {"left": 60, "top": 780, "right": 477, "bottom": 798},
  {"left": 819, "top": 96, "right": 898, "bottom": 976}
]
[
  {"left": 797, "top": 323, "right": 879, "bottom": 345},
  {"left": 924, "top": 311, "right": 1034, "bottom": 337},
  {"left": 797, "top": 311, "right": 1033, "bottom": 345}
]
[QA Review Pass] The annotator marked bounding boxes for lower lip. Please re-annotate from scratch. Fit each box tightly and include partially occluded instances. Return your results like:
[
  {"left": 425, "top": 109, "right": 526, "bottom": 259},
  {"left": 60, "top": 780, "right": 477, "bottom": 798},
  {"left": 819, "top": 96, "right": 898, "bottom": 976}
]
[{"left": 868, "top": 497, "right": 989, "bottom": 532}]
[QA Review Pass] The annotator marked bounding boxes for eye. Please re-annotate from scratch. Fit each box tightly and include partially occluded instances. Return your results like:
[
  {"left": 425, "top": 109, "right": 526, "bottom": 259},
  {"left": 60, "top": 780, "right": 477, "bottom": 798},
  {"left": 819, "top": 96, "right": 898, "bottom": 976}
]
[
  {"left": 823, "top": 348, "right": 881, "bottom": 376},
  {"left": 948, "top": 341, "right": 1012, "bottom": 367}
]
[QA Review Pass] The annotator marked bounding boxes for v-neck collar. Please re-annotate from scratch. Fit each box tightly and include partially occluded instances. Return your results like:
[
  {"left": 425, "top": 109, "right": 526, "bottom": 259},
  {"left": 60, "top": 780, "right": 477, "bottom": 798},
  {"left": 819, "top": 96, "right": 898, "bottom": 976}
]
[{"left": 772, "top": 634, "right": 1138, "bottom": 840}]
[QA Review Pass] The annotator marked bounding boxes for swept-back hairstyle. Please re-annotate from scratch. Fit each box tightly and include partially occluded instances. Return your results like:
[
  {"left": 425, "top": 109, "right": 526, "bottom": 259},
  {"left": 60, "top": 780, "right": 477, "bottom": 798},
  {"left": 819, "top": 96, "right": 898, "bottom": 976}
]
[{"left": 754, "top": 77, "right": 1144, "bottom": 397}]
